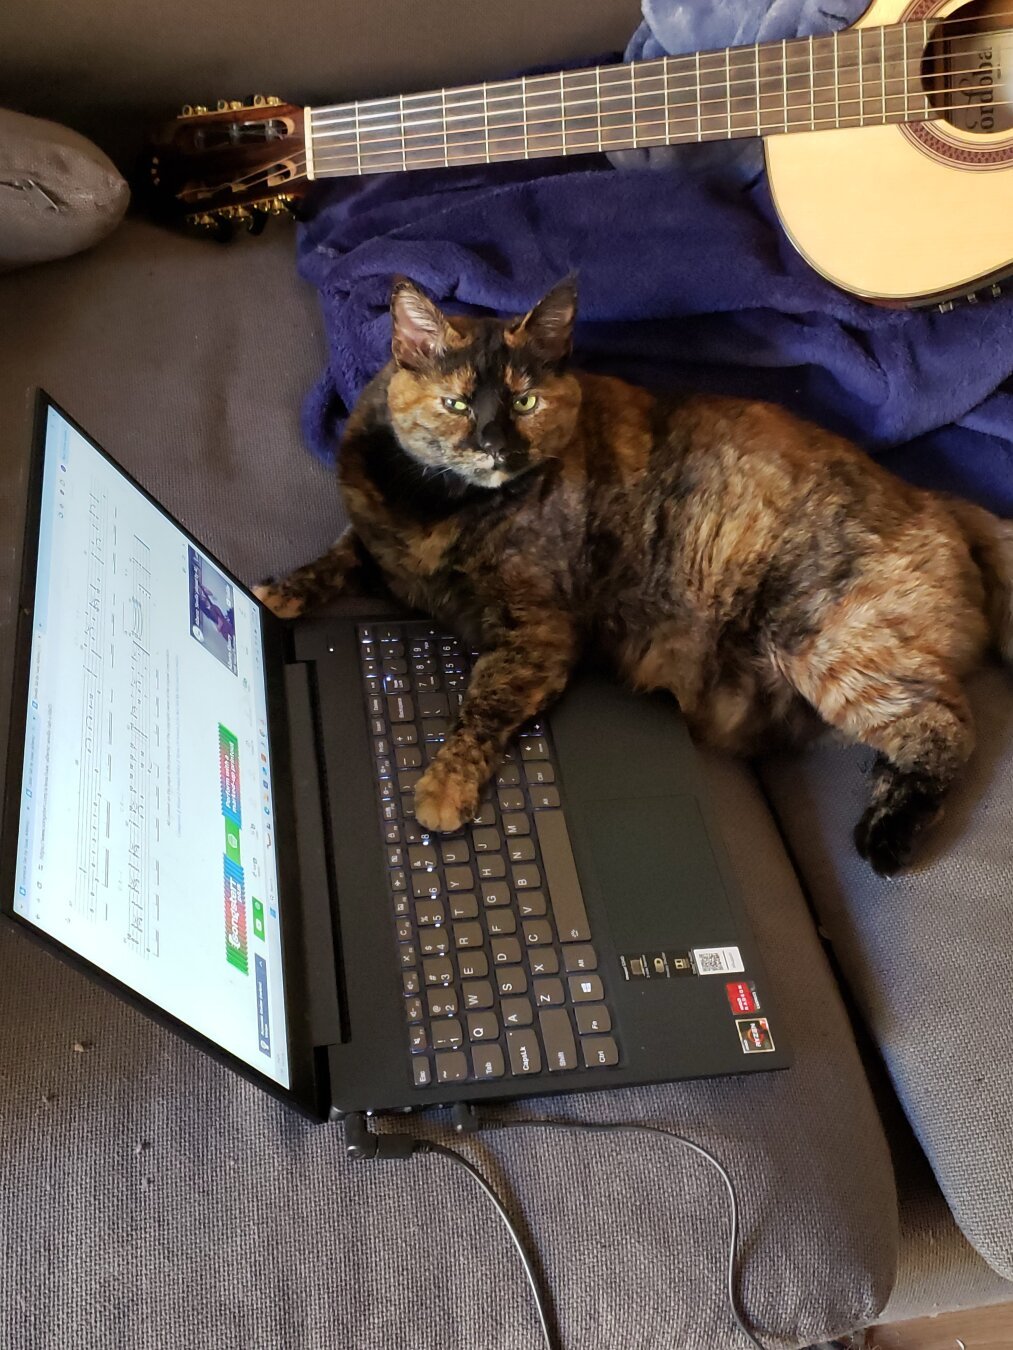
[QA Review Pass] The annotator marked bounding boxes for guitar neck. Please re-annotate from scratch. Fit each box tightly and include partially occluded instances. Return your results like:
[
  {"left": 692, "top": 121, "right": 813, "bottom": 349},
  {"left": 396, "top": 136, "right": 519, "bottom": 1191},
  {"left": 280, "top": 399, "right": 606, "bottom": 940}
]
[{"left": 304, "top": 21, "right": 937, "bottom": 180}]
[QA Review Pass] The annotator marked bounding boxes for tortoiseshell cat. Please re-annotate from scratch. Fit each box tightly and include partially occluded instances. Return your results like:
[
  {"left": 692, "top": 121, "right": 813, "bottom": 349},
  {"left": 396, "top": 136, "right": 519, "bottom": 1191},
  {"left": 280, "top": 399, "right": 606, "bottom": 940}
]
[{"left": 257, "top": 279, "right": 1013, "bottom": 875}]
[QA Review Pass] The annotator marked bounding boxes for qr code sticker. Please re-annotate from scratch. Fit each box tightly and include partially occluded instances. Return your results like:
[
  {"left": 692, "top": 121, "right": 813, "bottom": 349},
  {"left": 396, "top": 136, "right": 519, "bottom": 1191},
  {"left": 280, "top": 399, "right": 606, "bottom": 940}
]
[{"left": 691, "top": 946, "right": 745, "bottom": 975}]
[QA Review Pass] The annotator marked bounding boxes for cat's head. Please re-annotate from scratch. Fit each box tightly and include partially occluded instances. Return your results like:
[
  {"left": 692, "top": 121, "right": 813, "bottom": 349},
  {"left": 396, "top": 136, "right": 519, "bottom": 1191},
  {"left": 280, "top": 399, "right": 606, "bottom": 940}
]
[{"left": 384, "top": 277, "right": 581, "bottom": 490}]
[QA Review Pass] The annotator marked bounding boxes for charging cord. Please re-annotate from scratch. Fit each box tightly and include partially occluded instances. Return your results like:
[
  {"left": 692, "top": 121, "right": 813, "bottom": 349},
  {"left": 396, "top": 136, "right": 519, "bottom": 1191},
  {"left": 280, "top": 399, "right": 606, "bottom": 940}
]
[{"left": 343, "top": 1107, "right": 769, "bottom": 1350}]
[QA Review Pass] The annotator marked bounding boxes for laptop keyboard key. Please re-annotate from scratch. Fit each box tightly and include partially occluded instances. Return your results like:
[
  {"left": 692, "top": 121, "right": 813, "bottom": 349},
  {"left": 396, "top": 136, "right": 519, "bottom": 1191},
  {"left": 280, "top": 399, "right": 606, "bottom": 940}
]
[
  {"left": 422, "top": 718, "right": 448, "bottom": 742},
  {"left": 431, "top": 1018, "right": 463, "bottom": 1049},
  {"left": 524, "top": 761, "right": 555, "bottom": 785},
  {"left": 412, "top": 1057, "right": 433, "bottom": 1087},
  {"left": 395, "top": 747, "right": 422, "bottom": 771},
  {"left": 486, "top": 910, "right": 516, "bottom": 936},
  {"left": 436, "top": 1051, "right": 469, "bottom": 1083},
  {"left": 457, "top": 952, "right": 488, "bottom": 981},
  {"left": 467, "top": 1012, "right": 499, "bottom": 1041},
  {"left": 477, "top": 855, "right": 506, "bottom": 880},
  {"left": 531, "top": 786, "right": 561, "bottom": 809},
  {"left": 523, "top": 920, "right": 553, "bottom": 947},
  {"left": 496, "top": 966, "right": 528, "bottom": 996},
  {"left": 472, "top": 802, "right": 497, "bottom": 827},
  {"left": 403, "top": 971, "right": 421, "bottom": 996},
  {"left": 501, "top": 998, "right": 533, "bottom": 1027},
  {"left": 575, "top": 1004, "right": 611, "bottom": 1035},
  {"left": 491, "top": 936, "right": 522, "bottom": 966},
  {"left": 398, "top": 943, "right": 416, "bottom": 968},
  {"left": 410, "top": 1026, "right": 428, "bottom": 1052},
  {"left": 528, "top": 949, "right": 559, "bottom": 976},
  {"left": 408, "top": 845, "right": 438, "bottom": 871},
  {"left": 462, "top": 980, "right": 494, "bottom": 1010},
  {"left": 441, "top": 839, "right": 470, "bottom": 865},
  {"left": 520, "top": 737, "right": 549, "bottom": 760},
  {"left": 498, "top": 788, "right": 526, "bottom": 812},
  {"left": 501, "top": 813, "right": 530, "bottom": 836},
  {"left": 453, "top": 921, "right": 483, "bottom": 949},
  {"left": 405, "top": 997, "right": 423, "bottom": 1022},
  {"left": 423, "top": 957, "right": 454, "bottom": 986},
  {"left": 411, "top": 873, "right": 441, "bottom": 899},
  {"left": 472, "top": 1045, "right": 506, "bottom": 1079},
  {"left": 445, "top": 866, "right": 475, "bottom": 892},
  {"left": 563, "top": 945, "right": 598, "bottom": 973},
  {"left": 506, "top": 1028, "right": 542, "bottom": 1075},
  {"left": 507, "top": 837, "right": 536, "bottom": 862},
  {"left": 391, "top": 725, "right": 418, "bottom": 747},
  {"left": 495, "top": 763, "right": 521, "bottom": 786},
  {"left": 512, "top": 864, "right": 541, "bottom": 890},
  {"left": 417, "top": 693, "right": 449, "bottom": 718},
  {"left": 539, "top": 1009, "right": 577, "bottom": 1071},
  {"left": 569, "top": 974, "right": 604, "bottom": 1003},
  {"left": 449, "top": 893, "right": 479, "bottom": 920},
  {"left": 481, "top": 881, "right": 510, "bottom": 907},
  {"left": 581, "top": 1036, "right": 619, "bottom": 1068},
  {"left": 518, "top": 891, "right": 546, "bottom": 918},
  {"left": 415, "top": 899, "right": 445, "bottom": 926},
  {"left": 427, "top": 988, "right": 459, "bottom": 1018},
  {"left": 533, "top": 810, "right": 591, "bottom": 942},
  {"left": 419, "top": 929, "right": 449, "bottom": 957},
  {"left": 472, "top": 828, "right": 501, "bottom": 852},
  {"left": 387, "top": 694, "right": 415, "bottom": 722},
  {"left": 533, "top": 978, "right": 565, "bottom": 1007}
]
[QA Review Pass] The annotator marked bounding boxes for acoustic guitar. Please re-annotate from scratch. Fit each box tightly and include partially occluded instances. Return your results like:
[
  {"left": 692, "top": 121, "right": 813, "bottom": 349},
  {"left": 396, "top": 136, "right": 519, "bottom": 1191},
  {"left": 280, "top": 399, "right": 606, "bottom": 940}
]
[{"left": 143, "top": 0, "right": 1013, "bottom": 308}]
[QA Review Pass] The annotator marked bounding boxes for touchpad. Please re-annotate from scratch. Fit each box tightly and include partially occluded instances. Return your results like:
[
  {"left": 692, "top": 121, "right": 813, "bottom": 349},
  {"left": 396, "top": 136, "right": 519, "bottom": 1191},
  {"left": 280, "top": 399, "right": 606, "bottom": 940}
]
[{"left": 581, "top": 796, "right": 735, "bottom": 950}]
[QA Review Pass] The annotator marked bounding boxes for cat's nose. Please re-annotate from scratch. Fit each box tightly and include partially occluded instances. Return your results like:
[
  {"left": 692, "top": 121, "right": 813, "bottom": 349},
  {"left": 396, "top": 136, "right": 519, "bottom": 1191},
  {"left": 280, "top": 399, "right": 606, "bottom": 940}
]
[{"left": 477, "top": 423, "right": 505, "bottom": 455}]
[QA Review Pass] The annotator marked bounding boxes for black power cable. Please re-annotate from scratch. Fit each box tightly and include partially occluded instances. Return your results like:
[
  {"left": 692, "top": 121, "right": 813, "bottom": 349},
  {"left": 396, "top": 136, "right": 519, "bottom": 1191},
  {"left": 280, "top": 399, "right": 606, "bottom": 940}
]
[{"left": 343, "top": 1109, "right": 769, "bottom": 1350}]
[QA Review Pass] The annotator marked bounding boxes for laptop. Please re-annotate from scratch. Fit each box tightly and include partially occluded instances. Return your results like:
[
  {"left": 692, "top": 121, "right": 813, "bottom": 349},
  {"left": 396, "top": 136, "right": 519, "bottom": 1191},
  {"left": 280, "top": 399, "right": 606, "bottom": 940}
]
[{"left": 1, "top": 393, "right": 789, "bottom": 1122}]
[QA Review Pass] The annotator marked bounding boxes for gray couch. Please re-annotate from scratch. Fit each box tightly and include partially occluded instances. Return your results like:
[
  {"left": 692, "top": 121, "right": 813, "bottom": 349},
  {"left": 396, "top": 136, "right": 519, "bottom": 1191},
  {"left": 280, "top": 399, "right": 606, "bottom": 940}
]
[{"left": 2, "top": 2, "right": 1012, "bottom": 1347}]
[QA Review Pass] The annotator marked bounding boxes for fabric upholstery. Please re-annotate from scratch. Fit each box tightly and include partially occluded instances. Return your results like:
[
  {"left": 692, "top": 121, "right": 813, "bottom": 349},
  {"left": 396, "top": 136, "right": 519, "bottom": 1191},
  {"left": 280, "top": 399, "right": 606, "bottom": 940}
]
[
  {"left": 0, "top": 109, "right": 129, "bottom": 270},
  {"left": 0, "top": 219, "right": 898, "bottom": 1348},
  {"left": 760, "top": 666, "right": 1013, "bottom": 1281}
]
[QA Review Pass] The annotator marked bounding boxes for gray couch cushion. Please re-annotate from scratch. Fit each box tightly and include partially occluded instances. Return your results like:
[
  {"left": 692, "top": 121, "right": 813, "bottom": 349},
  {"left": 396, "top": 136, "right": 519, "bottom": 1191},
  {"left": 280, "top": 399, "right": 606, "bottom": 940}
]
[
  {"left": 761, "top": 665, "right": 1013, "bottom": 1282},
  {"left": 0, "top": 221, "right": 898, "bottom": 1348},
  {"left": 0, "top": 109, "right": 128, "bottom": 270}
]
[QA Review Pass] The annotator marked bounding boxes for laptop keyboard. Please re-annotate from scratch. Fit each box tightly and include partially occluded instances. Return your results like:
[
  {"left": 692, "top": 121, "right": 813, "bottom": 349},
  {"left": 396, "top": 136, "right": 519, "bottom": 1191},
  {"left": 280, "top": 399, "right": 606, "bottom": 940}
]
[{"left": 358, "top": 621, "right": 620, "bottom": 1088}]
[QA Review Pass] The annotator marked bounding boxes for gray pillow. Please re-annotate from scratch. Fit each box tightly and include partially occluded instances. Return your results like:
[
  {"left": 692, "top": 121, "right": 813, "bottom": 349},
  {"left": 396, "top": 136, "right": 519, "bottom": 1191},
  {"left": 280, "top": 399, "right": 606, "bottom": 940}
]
[{"left": 0, "top": 109, "right": 129, "bottom": 271}]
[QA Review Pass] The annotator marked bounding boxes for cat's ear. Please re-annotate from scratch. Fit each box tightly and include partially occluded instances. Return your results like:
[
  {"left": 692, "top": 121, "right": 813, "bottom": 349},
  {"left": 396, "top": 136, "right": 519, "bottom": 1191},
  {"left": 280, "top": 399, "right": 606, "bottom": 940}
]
[
  {"left": 390, "top": 278, "right": 455, "bottom": 370},
  {"left": 508, "top": 277, "right": 577, "bottom": 364}
]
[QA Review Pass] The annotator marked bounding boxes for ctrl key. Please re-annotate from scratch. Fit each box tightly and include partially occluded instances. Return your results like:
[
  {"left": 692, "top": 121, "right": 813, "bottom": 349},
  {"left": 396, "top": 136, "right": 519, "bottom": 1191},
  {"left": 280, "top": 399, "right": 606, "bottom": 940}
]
[{"left": 580, "top": 1036, "right": 619, "bottom": 1068}]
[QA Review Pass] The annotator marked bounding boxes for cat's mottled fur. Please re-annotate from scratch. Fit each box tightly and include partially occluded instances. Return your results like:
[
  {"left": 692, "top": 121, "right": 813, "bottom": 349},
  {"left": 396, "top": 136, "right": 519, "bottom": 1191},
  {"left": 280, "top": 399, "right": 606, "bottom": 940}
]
[{"left": 257, "top": 279, "right": 1013, "bottom": 874}]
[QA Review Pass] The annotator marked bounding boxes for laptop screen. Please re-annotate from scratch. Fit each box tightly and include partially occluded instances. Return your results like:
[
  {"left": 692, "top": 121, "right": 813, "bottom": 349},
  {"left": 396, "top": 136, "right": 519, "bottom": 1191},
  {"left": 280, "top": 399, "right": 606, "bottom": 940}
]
[{"left": 10, "top": 403, "right": 291, "bottom": 1088}]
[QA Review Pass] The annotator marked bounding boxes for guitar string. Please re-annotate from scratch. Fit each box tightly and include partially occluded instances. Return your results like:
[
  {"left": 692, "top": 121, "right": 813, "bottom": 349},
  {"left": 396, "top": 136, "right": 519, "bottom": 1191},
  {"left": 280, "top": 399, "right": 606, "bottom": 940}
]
[
  {"left": 308, "top": 65, "right": 1011, "bottom": 152},
  {"left": 308, "top": 27, "right": 1011, "bottom": 133},
  {"left": 309, "top": 94, "right": 1013, "bottom": 170}
]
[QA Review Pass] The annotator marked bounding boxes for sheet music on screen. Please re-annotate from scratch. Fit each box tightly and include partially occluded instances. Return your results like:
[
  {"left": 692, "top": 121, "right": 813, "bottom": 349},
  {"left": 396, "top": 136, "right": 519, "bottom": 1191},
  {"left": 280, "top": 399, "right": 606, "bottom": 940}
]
[{"left": 12, "top": 406, "right": 290, "bottom": 1087}]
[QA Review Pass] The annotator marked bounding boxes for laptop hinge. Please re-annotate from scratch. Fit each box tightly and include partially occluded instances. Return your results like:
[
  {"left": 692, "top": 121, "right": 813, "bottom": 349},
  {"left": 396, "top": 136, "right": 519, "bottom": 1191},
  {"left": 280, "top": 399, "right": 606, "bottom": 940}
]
[{"left": 283, "top": 659, "right": 344, "bottom": 1048}]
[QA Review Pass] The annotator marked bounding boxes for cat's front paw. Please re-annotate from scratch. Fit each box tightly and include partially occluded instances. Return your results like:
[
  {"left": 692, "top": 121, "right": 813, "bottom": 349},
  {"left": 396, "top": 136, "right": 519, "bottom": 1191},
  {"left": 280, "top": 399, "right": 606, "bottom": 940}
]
[
  {"left": 854, "top": 788, "right": 943, "bottom": 877},
  {"left": 252, "top": 581, "right": 306, "bottom": 620},
  {"left": 414, "top": 761, "right": 481, "bottom": 834}
]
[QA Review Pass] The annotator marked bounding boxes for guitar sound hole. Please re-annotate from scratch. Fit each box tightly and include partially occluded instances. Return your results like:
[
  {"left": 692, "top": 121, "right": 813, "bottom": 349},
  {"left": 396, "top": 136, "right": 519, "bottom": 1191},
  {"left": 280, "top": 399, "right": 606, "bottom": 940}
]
[{"left": 923, "top": 0, "right": 1013, "bottom": 133}]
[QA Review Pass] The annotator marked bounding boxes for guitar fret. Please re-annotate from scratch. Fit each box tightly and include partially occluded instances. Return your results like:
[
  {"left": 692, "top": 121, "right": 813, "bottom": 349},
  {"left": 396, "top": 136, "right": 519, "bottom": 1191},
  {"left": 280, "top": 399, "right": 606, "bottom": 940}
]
[
  {"left": 521, "top": 75, "right": 529, "bottom": 159},
  {"left": 696, "top": 50, "right": 702, "bottom": 140},
  {"left": 664, "top": 57, "right": 671, "bottom": 144},
  {"left": 725, "top": 47, "right": 731, "bottom": 137},
  {"left": 782, "top": 39, "right": 788, "bottom": 132},
  {"left": 594, "top": 66, "right": 602, "bottom": 151},
  {"left": 754, "top": 44, "right": 761, "bottom": 137},
  {"left": 902, "top": 23, "right": 909, "bottom": 118},
  {"left": 881, "top": 26, "right": 887, "bottom": 124},
  {"left": 398, "top": 94, "right": 406, "bottom": 170},
  {"left": 353, "top": 102, "right": 362, "bottom": 175},
  {"left": 832, "top": 31, "right": 839, "bottom": 127},
  {"left": 808, "top": 35, "right": 815, "bottom": 131}
]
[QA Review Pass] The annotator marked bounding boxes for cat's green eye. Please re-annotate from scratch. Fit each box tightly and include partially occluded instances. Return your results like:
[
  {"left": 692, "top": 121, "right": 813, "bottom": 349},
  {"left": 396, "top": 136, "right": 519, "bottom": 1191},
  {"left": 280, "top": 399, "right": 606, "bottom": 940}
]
[
  {"left": 443, "top": 397, "right": 470, "bottom": 414},
  {"left": 512, "top": 392, "right": 538, "bottom": 413}
]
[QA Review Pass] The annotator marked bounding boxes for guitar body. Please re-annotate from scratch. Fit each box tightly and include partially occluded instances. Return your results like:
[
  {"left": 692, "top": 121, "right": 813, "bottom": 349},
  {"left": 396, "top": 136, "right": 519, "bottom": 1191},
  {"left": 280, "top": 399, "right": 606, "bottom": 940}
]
[{"left": 765, "top": 0, "right": 1013, "bottom": 304}]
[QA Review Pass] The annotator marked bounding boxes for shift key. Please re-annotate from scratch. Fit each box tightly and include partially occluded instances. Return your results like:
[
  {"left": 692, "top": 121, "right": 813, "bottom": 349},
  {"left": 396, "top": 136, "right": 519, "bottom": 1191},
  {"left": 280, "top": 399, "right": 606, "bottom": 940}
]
[
  {"left": 539, "top": 1009, "right": 577, "bottom": 1071},
  {"left": 534, "top": 809, "right": 590, "bottom": 942}
]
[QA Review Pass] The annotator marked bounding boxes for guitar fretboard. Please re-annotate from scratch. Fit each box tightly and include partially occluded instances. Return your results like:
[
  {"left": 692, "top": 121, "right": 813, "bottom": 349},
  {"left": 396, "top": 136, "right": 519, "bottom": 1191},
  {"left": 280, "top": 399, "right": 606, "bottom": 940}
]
[{"left": 305, "top": 22, "right": 937, "bottom": 179}]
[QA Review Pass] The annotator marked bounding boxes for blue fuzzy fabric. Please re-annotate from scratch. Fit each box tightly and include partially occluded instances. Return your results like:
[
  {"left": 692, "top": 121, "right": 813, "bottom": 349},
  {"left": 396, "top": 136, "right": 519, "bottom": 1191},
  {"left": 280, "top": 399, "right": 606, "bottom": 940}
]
[{"left": 297, "top": 4, "right": 1013, "bottom": 513}]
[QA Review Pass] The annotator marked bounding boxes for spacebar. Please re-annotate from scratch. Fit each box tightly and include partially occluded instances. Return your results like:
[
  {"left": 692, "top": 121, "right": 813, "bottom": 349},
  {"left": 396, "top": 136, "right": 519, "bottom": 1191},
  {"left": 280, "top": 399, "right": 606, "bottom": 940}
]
[{"left": 534, "top": 809, "right": 591, "bottom": 942}]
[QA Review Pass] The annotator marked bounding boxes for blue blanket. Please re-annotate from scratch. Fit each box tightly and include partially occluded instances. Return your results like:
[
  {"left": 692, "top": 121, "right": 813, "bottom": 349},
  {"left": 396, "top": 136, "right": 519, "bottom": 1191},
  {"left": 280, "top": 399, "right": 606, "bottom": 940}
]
[{"left": 297, "top": 2, "right": 1013, "bottom": 513}]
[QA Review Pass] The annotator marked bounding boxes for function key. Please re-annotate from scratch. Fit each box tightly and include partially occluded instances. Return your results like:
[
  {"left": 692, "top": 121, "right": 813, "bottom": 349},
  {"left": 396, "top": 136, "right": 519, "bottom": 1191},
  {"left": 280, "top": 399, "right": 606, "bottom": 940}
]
[
  {"left": 389, "top": 869, "right": 407, "bottom": 892},
  {"left": 398, "top": 943, "right": 416, "bottom": 969},
  {"left": 412, "top": 1056, "right": 432, "bottom": 1087},
  {"left": 404, "top": 996, "right": 423, "bottom": 1023},
  {"left": 402, "top": 970, "right": 421, "bottom": 996},
  {"left": 574, "top": 1004, "right": 611, "bottom": 1035},
  {"left": 376, "top": 758, "right": 392, "bottom": 780},
  {"left": 472, "top": 1045, "right": 505, "bottom": 1079},
  {"left": 395, "top": 917, "right": 412, "bottom": 942},
  {"left": 580, "top": 1036, "right": 619, "bottom": 1068},
  {"left": 387, "top": 845, "right": 404, "bottom": 869},
  {"left": 409, "top": 1026, "right": 427, "bottom": 1053},
  {"left": 385, "top": 822, "right": 402, "bottom": 845}
]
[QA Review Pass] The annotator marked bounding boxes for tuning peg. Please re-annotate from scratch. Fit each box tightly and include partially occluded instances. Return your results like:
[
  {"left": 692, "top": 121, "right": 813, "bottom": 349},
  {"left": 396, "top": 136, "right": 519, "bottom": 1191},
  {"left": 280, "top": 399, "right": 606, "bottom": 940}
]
[{"left": 265, "top": 95, "right": 282, "bottom": 105}]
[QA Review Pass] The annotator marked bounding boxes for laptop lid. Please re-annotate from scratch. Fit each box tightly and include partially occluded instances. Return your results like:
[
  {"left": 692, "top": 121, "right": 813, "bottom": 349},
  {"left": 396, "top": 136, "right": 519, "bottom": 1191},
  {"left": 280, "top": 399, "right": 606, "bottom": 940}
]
[{"left": 1, "top": 394, "right": 324, "bottom": 1118}]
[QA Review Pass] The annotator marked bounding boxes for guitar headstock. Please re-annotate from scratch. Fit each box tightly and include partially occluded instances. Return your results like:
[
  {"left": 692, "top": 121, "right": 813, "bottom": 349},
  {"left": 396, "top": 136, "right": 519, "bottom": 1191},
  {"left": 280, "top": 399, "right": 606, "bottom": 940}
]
[{"left": 140, "top": 96, "right": 308, "bottom": 239}]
